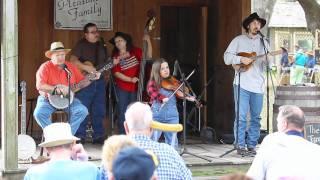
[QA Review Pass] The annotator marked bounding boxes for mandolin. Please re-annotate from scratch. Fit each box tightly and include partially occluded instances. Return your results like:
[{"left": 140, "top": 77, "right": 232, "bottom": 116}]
[{"left": 232, "top": 50, "right": 281, "bottom": 72}]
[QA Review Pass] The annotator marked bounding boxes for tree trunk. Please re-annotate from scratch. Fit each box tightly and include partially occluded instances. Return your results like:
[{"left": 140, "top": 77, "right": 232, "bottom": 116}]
[
  {"left": 297, "top": 0, "right": 320, "bottom": 35},
  {"left": 252, "top": 0, "right": 277, "bottom": 35}
]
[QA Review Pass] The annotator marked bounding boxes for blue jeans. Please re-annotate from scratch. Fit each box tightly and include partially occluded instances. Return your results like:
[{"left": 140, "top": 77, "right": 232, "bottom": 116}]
[
  {"left": 151, "top": 101, "right": 179, "bottom": 148},
  {"left": 233, "top": 85, "right": 263, "bottom": 149},
  {"left": 116, "top": 87, "right": 137, "bottom": 134},
  {"left": 75, "top": 78, "right": 106, "bottom": 139},
  {"left": 33, "top": 96, "right": 88, "bottom": 135}
]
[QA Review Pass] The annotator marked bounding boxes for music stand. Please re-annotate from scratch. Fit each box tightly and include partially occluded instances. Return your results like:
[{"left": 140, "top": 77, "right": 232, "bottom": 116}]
[{"left": 174, "top": 61, "right": 212, "bottom": 162}]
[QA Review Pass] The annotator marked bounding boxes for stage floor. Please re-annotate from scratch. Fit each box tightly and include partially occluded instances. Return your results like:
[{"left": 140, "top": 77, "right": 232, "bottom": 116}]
[{"left": 1, "top": 141, "right": 255, "bottom": 175}]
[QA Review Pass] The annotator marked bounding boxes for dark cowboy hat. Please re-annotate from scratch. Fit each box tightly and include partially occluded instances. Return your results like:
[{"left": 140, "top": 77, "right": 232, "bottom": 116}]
[
  {"left": 109, "top": 31, "right": 132, "bottom": 45},
  {"left": 242, "top": 12, "right": 266, "bottom": 31}
]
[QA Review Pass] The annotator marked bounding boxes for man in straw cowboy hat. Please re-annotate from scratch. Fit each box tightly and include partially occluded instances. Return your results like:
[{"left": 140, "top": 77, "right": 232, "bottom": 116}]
[
  {"left": 33, "top": 42, "right": 100, "bottom": 135},
  {"left": 24, "top": 123, "right": 100, "bottom": 180},
  {"left": 224, "top": 12, "right": 269, "bottom": 156}
]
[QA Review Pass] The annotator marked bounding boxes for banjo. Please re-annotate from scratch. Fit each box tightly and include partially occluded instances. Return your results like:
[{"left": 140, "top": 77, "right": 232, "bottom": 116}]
[
  {"left": 49, "top": 59, "right": 114, "bottom": 109},
  {"left": 18, "top": 81, "right": 36, "bottom": 161}
]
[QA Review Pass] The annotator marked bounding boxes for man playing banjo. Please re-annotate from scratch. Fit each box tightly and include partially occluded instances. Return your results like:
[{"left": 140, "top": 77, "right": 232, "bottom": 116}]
[{"left": 33, "top": 42, "right": 101, "bottom": 135}]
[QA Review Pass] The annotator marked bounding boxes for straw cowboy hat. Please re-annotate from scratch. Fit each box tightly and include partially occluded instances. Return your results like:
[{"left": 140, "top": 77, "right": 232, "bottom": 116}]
[
  {"left": 306, "top": 51, "right": 314, "bottom": 56},
  {"left": 242, "top": 12, "right": 266, "bottom": 31},
  {"left": 39, "top": 123, "right": 79, "bottom": 147},
  {"left": 45, "top": 42, "right": 71, "bottom": 58}
]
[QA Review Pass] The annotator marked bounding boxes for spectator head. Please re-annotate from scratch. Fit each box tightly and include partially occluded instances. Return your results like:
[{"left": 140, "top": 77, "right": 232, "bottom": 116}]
[
  {"left": 277, "top": 105, "right": 305, "bottom": 132},
  {"left": 110, "top": 147, "right": 158, "bottom": 180},
  {"left": 124, "top": 102, "right": 153, "bottom": 136},
  {"left": 39, "top": 123, "right": 79, "bottom": 155},
  {"left": 101, "top": 135, "right": 136, "bottom": 173}
]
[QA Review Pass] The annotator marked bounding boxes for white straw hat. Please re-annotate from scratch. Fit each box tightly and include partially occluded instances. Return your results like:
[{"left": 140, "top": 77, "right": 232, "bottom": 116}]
[
  {"left": 45, "top": 42, "right": 71, "bottom": 58},
  {"left": 39, "top": 123, "right": 79, "bottom": 147}
]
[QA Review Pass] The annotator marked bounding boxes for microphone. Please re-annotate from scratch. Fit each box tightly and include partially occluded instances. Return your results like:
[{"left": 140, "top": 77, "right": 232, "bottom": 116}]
[
  {"left": 257, "top": 31, "right": 264, "bottom": 38},
  {"left": 173, "top": 60, "right": 178, "bottom": 77},
  {"left": 60, "top": 64, "right": 72, "bottom": 76}
]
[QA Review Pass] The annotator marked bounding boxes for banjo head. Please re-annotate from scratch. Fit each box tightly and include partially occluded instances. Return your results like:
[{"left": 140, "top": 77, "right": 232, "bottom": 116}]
[
  {"left": 48, "top": 85, "right": 74, "bottom": 109},
  {"left": 18, "top": 134, "right": 36, "bottom": 160}
]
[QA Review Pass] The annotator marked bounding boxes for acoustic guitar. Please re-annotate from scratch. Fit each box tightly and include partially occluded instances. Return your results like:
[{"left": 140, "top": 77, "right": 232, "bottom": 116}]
[{"left": 232, "top": 50, "right": 281, "bottom": 72}]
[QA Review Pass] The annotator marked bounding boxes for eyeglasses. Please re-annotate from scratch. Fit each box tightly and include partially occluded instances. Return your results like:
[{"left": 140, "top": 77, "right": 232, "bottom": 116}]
[{"left": 88, "top": 31, "right": 99, "bottom": 34}]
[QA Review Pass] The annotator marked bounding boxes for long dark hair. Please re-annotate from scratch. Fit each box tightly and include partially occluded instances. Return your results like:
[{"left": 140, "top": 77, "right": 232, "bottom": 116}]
[
  {"left": 149, "top": 58, "right": 167, "bottom": 88},
  {"left": 111, "top": 35, "right": 133, "bottom": 55}
]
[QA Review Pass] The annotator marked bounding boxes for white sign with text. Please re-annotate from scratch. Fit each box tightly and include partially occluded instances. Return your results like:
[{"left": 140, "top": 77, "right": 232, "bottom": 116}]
[{"left": 54, "top": 0, "right": 112, "bottom": 30}]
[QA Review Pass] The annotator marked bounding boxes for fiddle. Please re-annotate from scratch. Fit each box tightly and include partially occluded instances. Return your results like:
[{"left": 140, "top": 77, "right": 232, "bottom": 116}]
[
  {"left": 161, "top": 76, "right": 202, "bottom": 107},
  {"left": 161, "top": 76, "right": 189, "bottom": 99}
]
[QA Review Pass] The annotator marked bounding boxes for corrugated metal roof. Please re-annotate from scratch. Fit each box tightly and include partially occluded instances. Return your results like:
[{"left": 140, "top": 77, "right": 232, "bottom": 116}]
[{"left": 269, "top": 1, "right": 307, "bottom": 28}]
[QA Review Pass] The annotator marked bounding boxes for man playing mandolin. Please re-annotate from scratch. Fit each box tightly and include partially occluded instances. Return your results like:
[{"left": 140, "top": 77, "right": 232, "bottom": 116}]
[
  {"left": 224, "top": 13, "right": 269, "bottom": 156},
  {"left": 34, "top": 42, "right": 101, "bottom": 135}
]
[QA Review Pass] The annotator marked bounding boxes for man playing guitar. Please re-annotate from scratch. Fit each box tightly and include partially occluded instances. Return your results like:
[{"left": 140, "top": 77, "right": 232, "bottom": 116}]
[
  {"left": 70, "top": 23, "right": 119, "bottom": 144},
  {"left": 33, "top": 42, "right": 101, "bottom": 135}
]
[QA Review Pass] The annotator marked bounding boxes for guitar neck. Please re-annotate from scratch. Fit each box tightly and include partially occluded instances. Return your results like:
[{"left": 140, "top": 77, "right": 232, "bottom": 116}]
[
  {"left": 20, "top": 81, "right": 27, "bottom": 134},
  {"left": 251, "top": 50, "right": 282, "bottom": 61}
]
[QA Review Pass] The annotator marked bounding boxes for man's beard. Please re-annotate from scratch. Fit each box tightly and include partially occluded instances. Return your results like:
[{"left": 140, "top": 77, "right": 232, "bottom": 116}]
[{"left": 250, "top": 29, "right": 259, "bottom": 35}]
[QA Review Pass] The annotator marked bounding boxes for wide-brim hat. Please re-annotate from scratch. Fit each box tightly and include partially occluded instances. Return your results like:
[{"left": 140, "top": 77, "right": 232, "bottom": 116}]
[
  {"left": 280, "top": 47, "right": 288, "bottom": 52},
  {"left": 109, "top": 32, "right": 132, "bottom": 45},
  {"left": 45, "top": 42, "right": 71, "bottom": 58},
  {"left": 39, "top": 123, "right": 79, "bottom": 147},
  {"left": 242, "top": 12, "right": 266, "bottom": 31},
  {"left": 306, "top": 51, "right": 314, "bottom": 56}
]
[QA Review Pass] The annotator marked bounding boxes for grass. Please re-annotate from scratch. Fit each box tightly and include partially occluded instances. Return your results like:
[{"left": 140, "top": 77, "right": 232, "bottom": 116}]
[{"left": 190, "top": 164, "right": 251, "bottom": 177}]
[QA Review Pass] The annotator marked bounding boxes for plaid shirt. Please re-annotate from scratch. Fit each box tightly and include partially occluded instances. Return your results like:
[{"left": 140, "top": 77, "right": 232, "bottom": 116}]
[
  {"left": 147, "top": 80, "right": 166, "bottom": 103},
  {"left": 132, "top": 134, "right": 192, "bottom": 180}
]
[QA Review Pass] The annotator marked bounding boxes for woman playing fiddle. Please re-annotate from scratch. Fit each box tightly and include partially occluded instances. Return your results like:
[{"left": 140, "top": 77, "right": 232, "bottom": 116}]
[{"left": 147, "top": 58, "right": 195, "bottom": 148}]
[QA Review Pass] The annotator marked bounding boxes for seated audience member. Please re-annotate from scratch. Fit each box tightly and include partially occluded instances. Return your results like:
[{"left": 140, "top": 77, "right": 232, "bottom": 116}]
[
  {"left": 24, "top": 123, "right": 100, "bottom": 180},
  {"left": 247, "top": 105, "right": 320, "bottom": 180},
  {"left": 100, "top": 135, "right": 136, "bottom": 180},
  {"left": 124, "top": 102, "right": 192, "bottom": 179},
  {"left": 109, "top": 147, "right": 158, "bottom": 180}
]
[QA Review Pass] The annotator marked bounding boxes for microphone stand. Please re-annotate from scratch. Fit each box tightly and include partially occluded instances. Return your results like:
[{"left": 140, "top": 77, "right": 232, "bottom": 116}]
[
  {"left": 175, "top": 61, "right": 212, "bottom": 162},
  {"left": 67, "top": 72, "right": 71, "bottom": 123},
  {"left": 259, "top": 32, "right": 270, "bottom": 134},
  {"left": 108, "top": 73, "right": 118, "bottom": 133},
  {"left": 220, "top": 69, "right": 241, "bottom": 157}
]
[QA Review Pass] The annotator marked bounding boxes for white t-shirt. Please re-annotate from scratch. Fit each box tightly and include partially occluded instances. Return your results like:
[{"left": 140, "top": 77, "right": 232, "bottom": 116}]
[{"left": 247, "top": 132, "right": 320, "bottom": 180}]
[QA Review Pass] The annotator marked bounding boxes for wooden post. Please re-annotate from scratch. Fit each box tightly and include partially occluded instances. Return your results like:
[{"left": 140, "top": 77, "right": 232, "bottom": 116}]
[
  {"left": 200, "top": 7, "right": 208, "bottom": 127},
  {"left": 1, "top": 0, "right": 19, "bottom": 172}
]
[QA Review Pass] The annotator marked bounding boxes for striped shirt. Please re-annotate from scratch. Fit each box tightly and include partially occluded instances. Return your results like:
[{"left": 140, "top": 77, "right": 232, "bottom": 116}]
[{"left": 112, "top": 47, "right": 142, "bottom": 92}]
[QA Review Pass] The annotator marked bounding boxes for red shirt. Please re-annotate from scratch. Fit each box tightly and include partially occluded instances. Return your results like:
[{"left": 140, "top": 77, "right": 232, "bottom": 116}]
[
  {"left": 36, "top": 61, "right": 84, "bottom": 96},
  {"left": 112, "top": 47, "right": 142, "bottom": 92}
]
